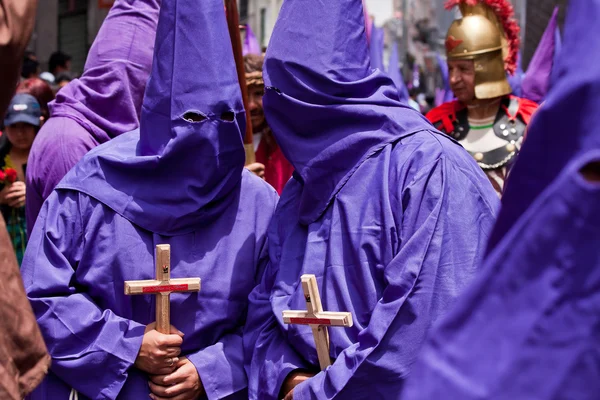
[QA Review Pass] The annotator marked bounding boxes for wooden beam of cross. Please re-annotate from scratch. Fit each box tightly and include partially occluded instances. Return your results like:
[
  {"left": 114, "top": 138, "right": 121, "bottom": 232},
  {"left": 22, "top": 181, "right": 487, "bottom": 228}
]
[
  {"left": 124, "top": 245, "right": 201, "bottom": 334},
  {"left": 282, "top": 274, "right": 353, "bottom": 370}
]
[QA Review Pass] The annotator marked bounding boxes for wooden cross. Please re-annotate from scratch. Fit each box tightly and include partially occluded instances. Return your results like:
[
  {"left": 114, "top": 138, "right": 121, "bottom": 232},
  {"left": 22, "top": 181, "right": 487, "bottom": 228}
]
[
  {"left": 282, "top": 274, "right": 353, "bottom": 370},
  {"left": 124, "top": 245, "right": 201, "bottom": 334}
]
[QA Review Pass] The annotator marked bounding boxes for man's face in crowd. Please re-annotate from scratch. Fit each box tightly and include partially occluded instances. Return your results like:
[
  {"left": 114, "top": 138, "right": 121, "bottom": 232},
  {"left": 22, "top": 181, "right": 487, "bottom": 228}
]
[
  {"left": 248, "top": 84, "right": 265, "bottom": 131},
  {"left": 448, "top": 59, "right": 476, "bottom": 104}
]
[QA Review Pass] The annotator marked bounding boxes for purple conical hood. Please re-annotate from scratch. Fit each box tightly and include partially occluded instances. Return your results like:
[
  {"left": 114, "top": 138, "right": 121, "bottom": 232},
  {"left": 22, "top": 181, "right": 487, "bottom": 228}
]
[
  {"left": 521, "top": 7, "right": 560, "bottom": 103},
  {"left": 488, "top": 0, "right": 600, "bottom": 252},
  {"left": 435, "top": 53, "right": 454, "bottom": 106},
  {"left": 243, "top": 24, "right": 261, "bottom": 55},
  {"left": 57, "top": 0, "right": 246, "bottom": 236},
  {"left": 139, "top": 0, "right": 243, "bottom": 155},
  {"left": 263, "top": 0, "right": 430, "bottom": 225},
  {"left": 49, "top": 0, "right": 160, "bottom": 143}
]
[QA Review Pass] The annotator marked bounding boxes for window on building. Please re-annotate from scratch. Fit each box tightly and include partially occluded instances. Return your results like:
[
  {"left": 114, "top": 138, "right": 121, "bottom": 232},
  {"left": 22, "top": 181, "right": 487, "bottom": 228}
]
[
  {"left": 240, "top": 0, "right": 249, "bottom": 23},
  {"left": 260, "top": 8, "right": 267, "bottom": 48}
]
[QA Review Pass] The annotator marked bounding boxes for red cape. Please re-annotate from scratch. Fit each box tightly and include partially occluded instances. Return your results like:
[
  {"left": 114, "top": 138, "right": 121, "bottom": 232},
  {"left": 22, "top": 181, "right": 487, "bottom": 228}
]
[
  {"left": 426, "top": 96, "right": 539, "bottom": 135},
  {"left": 255, "top": 137, "right": 294, "bottom": 195}
]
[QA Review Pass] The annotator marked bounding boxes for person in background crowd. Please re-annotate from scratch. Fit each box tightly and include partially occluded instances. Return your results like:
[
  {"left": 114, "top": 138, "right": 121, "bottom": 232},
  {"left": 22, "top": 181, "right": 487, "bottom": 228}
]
[
  {"left": 407, "top": 88, "right": 421, "bottom": 112},
  {"left": 244, "top": 54, "right": 294, "bottom": 194},
  {"left": 17, "top": 77, "right": 55, "bottom": 125},
  {"left": 0, "top": 94, "right": 40, "bottom": 265},
  {"left": 426, "top": 0, "right": 538, "bottom": 196},
  {"left": 21, "top": 51, "right": 40, "bottom": 80},
  {"left": 54, "top": 73, "right": 73, "bottom": 91},
  {"left": 39, "top": 71, "right": 55, "bottom": 85},
  {"left": 0, "top": 1, "right": 50, "bottom": 398},
  {"left": 47, "top": 50, "right": 72, "bottom": 81}
]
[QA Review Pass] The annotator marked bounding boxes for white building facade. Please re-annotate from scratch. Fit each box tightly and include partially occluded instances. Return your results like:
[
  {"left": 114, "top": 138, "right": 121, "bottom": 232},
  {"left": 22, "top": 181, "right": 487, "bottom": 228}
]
[{"left": 30, "top": 0, "right": 526, "bottom": 76}]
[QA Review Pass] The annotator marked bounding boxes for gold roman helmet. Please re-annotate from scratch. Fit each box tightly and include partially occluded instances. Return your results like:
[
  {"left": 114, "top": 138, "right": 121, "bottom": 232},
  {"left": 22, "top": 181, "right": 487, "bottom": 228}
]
[{"left": 445, "top": 0, "right": 520, "bottom": 99}]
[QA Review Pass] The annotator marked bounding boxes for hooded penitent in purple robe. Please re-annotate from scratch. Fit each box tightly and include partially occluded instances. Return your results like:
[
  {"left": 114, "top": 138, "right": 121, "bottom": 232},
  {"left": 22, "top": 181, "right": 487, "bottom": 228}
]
[
  {"left": 401, "top": 1, "right": 600, "bottom": 399},
  {"left": 25, "top": 0, "right": 160, "bottom": 236},
  {"left": 243, "top": 24, "right": 261, "bottom": 56},
  {"left": 21, "top": 0, "right": 277, "bottom": 399},
  {"left": 242, "top": 0, "right": 499, "bottom": 399}
]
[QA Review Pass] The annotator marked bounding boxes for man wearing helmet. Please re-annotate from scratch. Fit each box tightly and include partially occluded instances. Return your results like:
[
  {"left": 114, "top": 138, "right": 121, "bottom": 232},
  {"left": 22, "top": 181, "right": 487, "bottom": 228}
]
[{"left": 427, "top": 0, "right": 538, "bottom": 195}]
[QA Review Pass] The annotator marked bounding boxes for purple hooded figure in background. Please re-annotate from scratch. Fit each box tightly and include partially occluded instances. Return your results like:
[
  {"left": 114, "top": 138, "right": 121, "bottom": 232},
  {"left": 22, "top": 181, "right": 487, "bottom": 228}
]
[
  {"left": 507, "top": 51, "right": 524, "bottom": 97},
  {"left": 243, "top": 24, "right": 261, "bottom": 56},
  {"left": 242, "top": 0, "right": 499, "bottom": 399},
  {"left": 388, "top": 40, "right": 409, "bottom": 103},
  {"left": 369, "top": 25, "right": 385, "bottom": 71},
  {"left": 434, "top": 52, "right": 454, "bottom": 107},
  {"left": 21, "top": 0, "right": 277, "bottom": 398},
  {"left": 26, "top": 0, "right": 160, "bottom": 236},
  {"left": 401, "top": 0, "right": 600, "bottom": 398},
  {"left": 521, "top": 6, "right": 561, "bottom": 104}
]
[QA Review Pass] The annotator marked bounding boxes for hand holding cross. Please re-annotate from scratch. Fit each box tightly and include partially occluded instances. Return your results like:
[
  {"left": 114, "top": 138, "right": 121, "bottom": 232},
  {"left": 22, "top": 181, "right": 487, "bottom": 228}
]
[{"left": 282, "top": 274, "right": 353, "bottom": 370}]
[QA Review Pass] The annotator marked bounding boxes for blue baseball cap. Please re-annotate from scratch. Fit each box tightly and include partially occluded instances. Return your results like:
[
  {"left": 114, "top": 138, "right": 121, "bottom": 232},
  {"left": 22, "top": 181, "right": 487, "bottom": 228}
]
[{"left": 4, "top": 93, "right": 41, "bottom": 127}]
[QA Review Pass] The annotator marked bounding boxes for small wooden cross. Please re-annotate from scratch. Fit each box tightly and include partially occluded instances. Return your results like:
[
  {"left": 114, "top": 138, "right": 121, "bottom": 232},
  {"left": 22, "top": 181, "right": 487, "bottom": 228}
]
[
  {"left": 124, "top": 244, "right": 201, "bottom": 334},
  {"left": 282, "top": 274, "right": 353, "bottom": 370}
]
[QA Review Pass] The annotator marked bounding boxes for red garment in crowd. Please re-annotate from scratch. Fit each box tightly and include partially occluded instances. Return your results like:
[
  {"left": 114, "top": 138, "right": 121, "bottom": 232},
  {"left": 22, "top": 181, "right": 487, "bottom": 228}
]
[{"left": 255, "top": 129, "right": 294, "bottom": 195}]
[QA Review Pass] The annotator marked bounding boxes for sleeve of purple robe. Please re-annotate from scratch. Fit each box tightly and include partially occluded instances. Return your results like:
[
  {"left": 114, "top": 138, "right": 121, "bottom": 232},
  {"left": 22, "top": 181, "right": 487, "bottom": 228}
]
[
  {"left": 21, "top": 191, "right": 146, "bottom": 399},
  {"left": 244, "top": 259, "right": 312, "bottom": 399},
  {"left": 187, "top": 329, "right": 246, "bottom": 399}
]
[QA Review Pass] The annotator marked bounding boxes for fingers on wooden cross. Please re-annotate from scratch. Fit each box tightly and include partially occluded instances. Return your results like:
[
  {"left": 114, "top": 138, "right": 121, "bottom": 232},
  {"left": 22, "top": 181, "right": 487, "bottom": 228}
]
[
  {"left": 124, "top": 244, "right": 201, "bottom": 334},
  {"left": 282, "top": 274, "right": 353, "bottom": 370}
]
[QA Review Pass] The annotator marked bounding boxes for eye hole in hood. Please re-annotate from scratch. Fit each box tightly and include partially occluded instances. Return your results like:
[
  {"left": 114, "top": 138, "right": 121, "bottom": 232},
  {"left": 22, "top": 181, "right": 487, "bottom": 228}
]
[
  {"left": 183, "top": 111, "right": 207, "bottom": 123},
  {"left": 220, "top": 111, "right": 235, "bottom": 122}
]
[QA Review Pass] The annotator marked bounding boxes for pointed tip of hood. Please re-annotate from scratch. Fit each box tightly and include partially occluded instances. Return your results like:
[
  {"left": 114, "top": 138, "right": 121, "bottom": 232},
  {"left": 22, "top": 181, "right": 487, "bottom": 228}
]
[
  {"left": 57, "top": 0, "right": 247, "bottom": 236},
  {"left": 521, "top": 6, "right": 560, "bottom": 103},
  {"left": 388, "top": 41, "right": 409, "bottom": 102},
  {"left": 140, "top": 0, "right": 244, "bottom": 155},
  {"left": 264, "top": 0, "right": 372, "bottom": 99}
]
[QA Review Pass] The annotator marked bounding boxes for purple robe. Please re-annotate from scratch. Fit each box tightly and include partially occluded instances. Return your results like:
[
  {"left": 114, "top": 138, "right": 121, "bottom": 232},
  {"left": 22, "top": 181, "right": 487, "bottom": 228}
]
[
  {"left": 243, "top": 24, "right": 261, "bottom": 55},
  {"left": 23, "top": 171, "right": 276, "bottom": 399},
  {"left": 26, "top": 0, "right": 160, "bottom": 235},
  {"left": 22, "top": 0, "right": 278, "bottom": 398},
  {"left": 401, "top": 0, "right": 600, "bottom": 398},
  {"left": 243, "top": 0, "right": 500, "bottom": 398}
]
